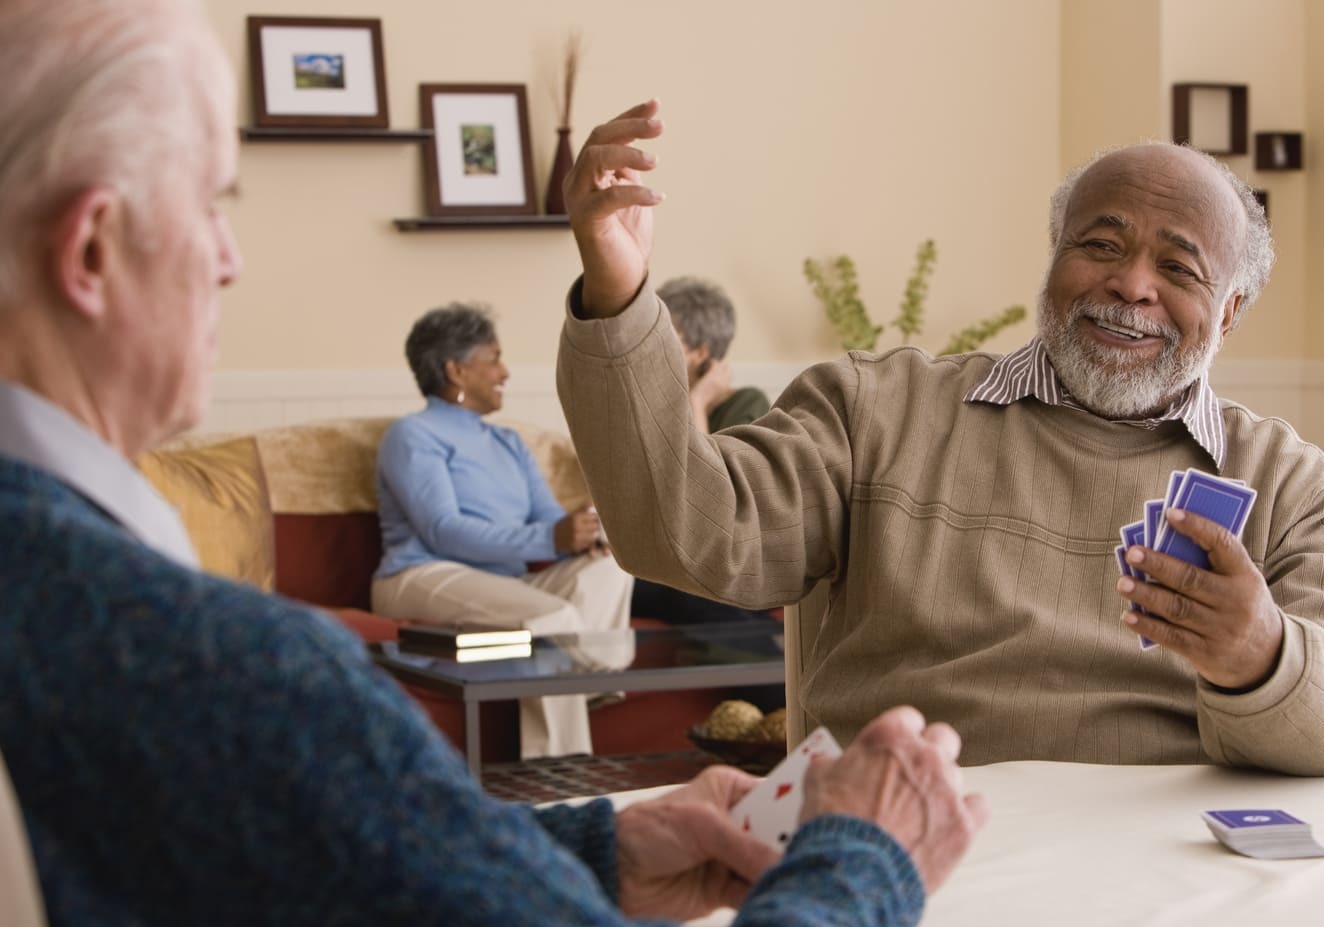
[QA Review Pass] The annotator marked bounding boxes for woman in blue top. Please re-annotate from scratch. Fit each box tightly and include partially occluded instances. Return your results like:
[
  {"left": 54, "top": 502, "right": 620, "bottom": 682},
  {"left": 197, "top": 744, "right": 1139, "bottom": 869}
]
[{"left": 373, "top": 303, "right": 634, "bottom": 758}]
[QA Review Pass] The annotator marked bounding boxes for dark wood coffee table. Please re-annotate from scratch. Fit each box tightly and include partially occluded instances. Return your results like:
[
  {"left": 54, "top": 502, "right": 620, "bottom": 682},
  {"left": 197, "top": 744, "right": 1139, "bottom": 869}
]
[{"left": 371, "top": 620, "right": 786, "bottom": 782}]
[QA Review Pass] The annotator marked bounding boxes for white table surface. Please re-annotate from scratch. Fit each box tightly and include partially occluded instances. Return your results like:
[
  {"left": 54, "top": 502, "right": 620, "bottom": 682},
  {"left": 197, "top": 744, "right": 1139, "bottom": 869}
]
[{"left": 605, "top": 761, "right": 1324, "bottom": 927}]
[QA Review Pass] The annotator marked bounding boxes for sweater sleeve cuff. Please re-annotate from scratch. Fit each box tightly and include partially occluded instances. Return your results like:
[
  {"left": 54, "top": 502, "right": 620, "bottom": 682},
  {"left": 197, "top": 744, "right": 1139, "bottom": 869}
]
[
  {"left": 531, "top": 798, "right": 620, "bottom": 898},
  {"left": 757, "top": 814, "right": 927, "bottom": 925},
  {"left": 562, "top": 275, "right": 667, "bottom": 361},
  {"left": 1198, "top": 610, "right": 1307, "bottom": 715},
  {"left": 532, "top": 521, "right": 559, "bottom": 561}
]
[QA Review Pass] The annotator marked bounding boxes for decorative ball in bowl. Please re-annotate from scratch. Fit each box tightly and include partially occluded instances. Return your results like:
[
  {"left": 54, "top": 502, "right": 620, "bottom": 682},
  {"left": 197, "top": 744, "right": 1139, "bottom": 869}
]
[{"left": 688, "top": 701, "right": 788, "bottom": 774}]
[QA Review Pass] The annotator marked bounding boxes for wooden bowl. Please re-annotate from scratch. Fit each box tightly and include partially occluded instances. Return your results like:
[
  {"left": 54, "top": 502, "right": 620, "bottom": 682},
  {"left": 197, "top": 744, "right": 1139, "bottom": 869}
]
[{"left": 687, "top": 725, "right": 787, "bottom": 774}]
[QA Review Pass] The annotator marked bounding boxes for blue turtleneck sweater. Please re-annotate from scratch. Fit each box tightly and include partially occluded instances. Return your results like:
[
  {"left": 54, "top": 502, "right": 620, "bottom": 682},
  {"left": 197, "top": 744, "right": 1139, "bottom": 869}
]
[{"left": 375, "top": 398, "right": 566, "bottom": 579}]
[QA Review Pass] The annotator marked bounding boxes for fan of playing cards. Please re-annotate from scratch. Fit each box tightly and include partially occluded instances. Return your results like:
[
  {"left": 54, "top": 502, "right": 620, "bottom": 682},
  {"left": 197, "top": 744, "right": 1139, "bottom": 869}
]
[{"left": 1116, "top": 468, "right": 1256, "bottom": 650}]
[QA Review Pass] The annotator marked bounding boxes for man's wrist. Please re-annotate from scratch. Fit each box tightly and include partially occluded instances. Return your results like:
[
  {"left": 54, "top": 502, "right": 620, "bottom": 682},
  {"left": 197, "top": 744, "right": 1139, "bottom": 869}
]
[{"left": 575, "top": 271, "right": 647, "bottom": 319}]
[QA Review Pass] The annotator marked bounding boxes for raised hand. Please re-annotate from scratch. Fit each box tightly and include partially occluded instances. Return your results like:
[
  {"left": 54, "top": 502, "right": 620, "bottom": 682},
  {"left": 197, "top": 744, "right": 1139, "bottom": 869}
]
[
  {"left": 692, "top": 358, "right": 733, "bottom": 412},
  {"left": 563, "top": 98, "right": 665, "bottom": 317},
  {"left": 553, "top": 504, "right": 602, "bottom": 554}
]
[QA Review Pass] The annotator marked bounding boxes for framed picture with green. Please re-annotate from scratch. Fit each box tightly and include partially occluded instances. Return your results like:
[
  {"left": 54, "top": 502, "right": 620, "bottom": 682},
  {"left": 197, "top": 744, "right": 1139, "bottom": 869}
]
[{"left": 419, "top": 83, "right": 536, "bottom": 217}]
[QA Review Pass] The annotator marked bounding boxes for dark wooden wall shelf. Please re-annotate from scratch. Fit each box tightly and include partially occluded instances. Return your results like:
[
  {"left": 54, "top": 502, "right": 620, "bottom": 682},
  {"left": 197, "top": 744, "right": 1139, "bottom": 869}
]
[
  {"left": 1171, "top": 83, "right": 1249, "bottom": 155},
  {"left": 394, "top": 215, "right": 570, "bottom": 231},
  {"left": 240, "top": 126, "right": 433, "bottom": 142},
  {"left": 240, "top": 128, "right": 570, "bottom": 231},
  {"left": 1254, "top": 132, "right": 1304, "bottom": 171}
]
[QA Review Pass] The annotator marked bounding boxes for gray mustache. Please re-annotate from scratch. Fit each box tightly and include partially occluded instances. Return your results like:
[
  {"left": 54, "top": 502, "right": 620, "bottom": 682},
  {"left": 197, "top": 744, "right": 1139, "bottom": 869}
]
[{"left": 1072, "top": 299, "right": 1177, "bottom": 341}]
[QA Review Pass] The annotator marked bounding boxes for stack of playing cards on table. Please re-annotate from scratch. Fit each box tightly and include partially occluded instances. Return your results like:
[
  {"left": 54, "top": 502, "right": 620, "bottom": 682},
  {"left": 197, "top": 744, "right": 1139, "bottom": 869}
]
[
  {"left": 730, "top": 726, "right": 842, "bottom": 852},
  {"left": 1115, "top": 468, "right": 1256, "bottom": 650},
  {"left": 1201, "top": 809, "right": 1324, "bottom": 859}
]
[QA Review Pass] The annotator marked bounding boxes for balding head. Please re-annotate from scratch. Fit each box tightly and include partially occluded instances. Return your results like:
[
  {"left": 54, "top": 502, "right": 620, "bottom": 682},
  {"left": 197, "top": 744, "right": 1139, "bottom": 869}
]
[{"left": 0, "top": 0, "right": 233, "bottom": 307}]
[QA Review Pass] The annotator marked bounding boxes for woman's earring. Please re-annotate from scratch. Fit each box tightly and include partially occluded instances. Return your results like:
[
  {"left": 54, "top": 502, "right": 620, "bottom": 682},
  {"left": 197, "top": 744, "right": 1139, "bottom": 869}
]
[{"left": 455, "top": 389, "right": 465, "bottom": 404}]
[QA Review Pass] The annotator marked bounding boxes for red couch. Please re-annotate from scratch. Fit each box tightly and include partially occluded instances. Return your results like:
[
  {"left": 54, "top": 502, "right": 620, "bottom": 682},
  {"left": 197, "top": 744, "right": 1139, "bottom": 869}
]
[{"left": 145, "top": 416, "right": 748, "bottom": 764}]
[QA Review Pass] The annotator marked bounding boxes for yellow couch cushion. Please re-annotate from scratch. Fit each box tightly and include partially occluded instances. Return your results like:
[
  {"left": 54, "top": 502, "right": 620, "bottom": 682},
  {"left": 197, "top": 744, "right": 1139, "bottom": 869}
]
[
  {"left": 136, "top": 436, "right": 275, "bottom": 591},
  {"left": 253, "top": 418, "right": 389, "bottom": 515}
]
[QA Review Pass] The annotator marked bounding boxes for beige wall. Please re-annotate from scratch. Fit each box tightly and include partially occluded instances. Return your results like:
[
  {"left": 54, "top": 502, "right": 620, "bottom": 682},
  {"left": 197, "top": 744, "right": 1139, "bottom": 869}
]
[
  {"left": 208, "top": 0, "right": 1315, "bottom": 376},
  {"left": 1309, "top": 3, "right": 1324, "bottom": 358},
  {"left": 1059, "top": 0, "right": 1162, "bottom": 170},
  {"left": 208, "top": 0, "right": 1059, "bottom": 372},
  {"left": 1061, "top": 0, "right": 1309, "bottom": 362},
  {"left": 1159, "top": 0, "right": 1308, "bottom": 361}
]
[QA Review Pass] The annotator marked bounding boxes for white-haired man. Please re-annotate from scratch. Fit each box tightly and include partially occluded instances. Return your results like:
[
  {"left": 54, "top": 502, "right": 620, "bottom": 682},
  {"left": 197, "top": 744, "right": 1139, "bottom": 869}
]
[
  {"left": 556, "top": 99, "right": 1324, "bottom": 775},
  {"left": 0, "top": 3, "right": 985, "bottom": 923}
]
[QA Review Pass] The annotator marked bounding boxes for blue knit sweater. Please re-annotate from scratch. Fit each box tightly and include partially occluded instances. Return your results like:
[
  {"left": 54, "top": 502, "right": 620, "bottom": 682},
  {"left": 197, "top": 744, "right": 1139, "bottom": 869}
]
[{"left": 0, "top": 455, "right": 924, "bottom": 926}]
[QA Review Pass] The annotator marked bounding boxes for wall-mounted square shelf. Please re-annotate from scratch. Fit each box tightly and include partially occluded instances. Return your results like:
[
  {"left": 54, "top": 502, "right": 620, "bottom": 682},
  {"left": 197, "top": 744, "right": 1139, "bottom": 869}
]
[
  {"left": 1172, "top": 83, "right": 1248, "bottom": 155},
  {"left": 1254, "top": 132, "right": 1303, "bottom": 171},
  {"left": 1253, "top": 189, "right": 1270, "bottom": 219}
]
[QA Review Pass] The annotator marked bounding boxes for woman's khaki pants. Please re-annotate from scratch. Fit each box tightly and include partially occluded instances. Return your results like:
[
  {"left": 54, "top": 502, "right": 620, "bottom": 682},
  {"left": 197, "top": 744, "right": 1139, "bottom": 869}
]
[{"left": 372, "top": 553, "right": 633, "bottom": 758}]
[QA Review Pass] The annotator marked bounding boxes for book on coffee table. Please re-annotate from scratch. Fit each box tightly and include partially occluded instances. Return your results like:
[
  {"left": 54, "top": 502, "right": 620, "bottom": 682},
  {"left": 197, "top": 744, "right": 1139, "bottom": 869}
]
[
  {"left": 446, "top": 641, "right": 534, "bottom": 663},
  {"left": 399, "top": 624, "right": 533, "bottom": 652}
]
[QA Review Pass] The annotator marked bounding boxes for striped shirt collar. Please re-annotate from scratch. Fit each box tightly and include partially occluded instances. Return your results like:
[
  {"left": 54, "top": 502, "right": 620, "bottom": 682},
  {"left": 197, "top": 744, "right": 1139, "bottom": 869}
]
[{"left": 963, "top": 337, "right": 1226, "bottom": 469}]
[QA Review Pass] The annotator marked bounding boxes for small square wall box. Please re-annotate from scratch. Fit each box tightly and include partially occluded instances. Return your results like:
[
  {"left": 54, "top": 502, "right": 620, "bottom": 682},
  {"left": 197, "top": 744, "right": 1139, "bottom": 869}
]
[
  {"left": 1255, "top": 133, "right": 1303, "bottom": 171},
  {"left": 1172, "top": 83, "right": 1249, "bottom": 155}
]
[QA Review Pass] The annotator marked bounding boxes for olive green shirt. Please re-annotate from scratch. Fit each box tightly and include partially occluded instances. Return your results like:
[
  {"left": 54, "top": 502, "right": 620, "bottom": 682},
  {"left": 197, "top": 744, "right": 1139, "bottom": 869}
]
[{"left": 709, "top": 387, "right": 771, "bottom": 432}]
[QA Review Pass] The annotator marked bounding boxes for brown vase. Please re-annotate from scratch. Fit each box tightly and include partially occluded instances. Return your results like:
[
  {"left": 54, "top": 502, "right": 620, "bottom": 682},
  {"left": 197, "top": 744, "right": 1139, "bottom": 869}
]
[{"left": 545, "top": 127, "right": 574, "bottom": 215}]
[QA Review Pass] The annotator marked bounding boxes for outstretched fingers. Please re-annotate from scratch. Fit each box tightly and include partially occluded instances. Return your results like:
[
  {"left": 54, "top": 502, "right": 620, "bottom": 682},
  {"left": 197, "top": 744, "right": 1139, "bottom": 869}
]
[
  {"left": 563, "top": 98, "right": 666, "bottom": 314},
  {"left": 571, "top": 129, "right": 660, "bottom": 195},
  {"left": 582, "top": 99, "right": 664, "bottom": 148}
]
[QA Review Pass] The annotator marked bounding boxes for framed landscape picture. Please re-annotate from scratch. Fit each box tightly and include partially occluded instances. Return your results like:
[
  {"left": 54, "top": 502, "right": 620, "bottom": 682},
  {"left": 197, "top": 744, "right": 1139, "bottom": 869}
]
[
  {"left": 419, "top": 83, "right": 536, "bottom": 216},
  {"left": 247, "top": 16, "right": 389, "bottom": 128}
]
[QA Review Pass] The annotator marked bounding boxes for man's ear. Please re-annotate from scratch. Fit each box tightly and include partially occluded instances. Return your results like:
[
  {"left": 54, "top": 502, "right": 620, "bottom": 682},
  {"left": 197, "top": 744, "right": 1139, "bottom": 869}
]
[
  {"left": 1220, "top": 291, "right": 1243, "bottom": 337},
  {"left": 48, "top": 186, "right": 118, "bottom": 321}
]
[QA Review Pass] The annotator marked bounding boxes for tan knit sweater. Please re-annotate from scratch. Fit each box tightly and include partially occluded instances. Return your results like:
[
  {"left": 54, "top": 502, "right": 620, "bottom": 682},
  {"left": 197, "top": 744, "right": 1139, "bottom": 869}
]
[{"left": 558, "top": 282, "right": 1324, "bottom": 774}]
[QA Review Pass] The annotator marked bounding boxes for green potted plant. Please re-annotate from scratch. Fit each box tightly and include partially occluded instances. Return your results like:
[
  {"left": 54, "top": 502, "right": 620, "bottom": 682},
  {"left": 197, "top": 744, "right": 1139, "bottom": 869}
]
[{"left": 804, "top": 240, "right": 1026, "bottom": 355}]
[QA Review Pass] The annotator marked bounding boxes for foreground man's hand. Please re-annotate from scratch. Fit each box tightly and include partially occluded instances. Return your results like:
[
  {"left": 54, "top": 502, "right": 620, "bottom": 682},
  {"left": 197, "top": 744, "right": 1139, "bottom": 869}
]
[
  {"left": 563, "top": 98, "right": 665, "bottom": 317},
  {"left": 615, "top": 764, "right": 779, "bottom": 920},
  {"left": 800, "top": 706, "right": 989, "bottom": 892}
]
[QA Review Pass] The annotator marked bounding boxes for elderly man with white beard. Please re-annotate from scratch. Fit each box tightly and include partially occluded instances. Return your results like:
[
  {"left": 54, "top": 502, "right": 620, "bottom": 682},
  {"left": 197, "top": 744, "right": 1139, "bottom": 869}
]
[{"left": 555, "top": 99, "right": 1324, "bottom": 776}]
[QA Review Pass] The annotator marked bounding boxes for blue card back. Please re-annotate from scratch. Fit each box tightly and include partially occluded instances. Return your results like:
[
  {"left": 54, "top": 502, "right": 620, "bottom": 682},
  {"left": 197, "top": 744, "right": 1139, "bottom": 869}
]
[{"left": 1154, "top": 470, "right": 1256, "bottom": 569}]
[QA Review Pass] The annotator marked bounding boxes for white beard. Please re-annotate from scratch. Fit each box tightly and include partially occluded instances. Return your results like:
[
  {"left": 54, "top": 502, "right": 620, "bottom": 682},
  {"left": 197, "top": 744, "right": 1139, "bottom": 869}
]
[{"left": 1037, "top": 294, "right": 1220, "bottom": 419}]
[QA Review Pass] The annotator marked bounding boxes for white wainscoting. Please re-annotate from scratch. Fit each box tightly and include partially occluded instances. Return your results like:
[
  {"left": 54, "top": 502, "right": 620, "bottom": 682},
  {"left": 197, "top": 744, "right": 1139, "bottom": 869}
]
[
  {"left": 1210, "top": 359, "right": 1324, "bottom": 449},
  {"left": 200, "top": 358, "right": 1324, "bottom": 449},
  {"left": 198, "top": 363, "right": 808, "bottom": 436}
]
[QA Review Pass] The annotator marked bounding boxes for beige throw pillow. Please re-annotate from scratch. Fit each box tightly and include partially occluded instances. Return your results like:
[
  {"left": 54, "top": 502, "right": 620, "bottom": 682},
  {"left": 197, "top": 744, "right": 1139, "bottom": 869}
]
[{"left": 136, "top": 436, "right": 276, "bottom": 591}]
